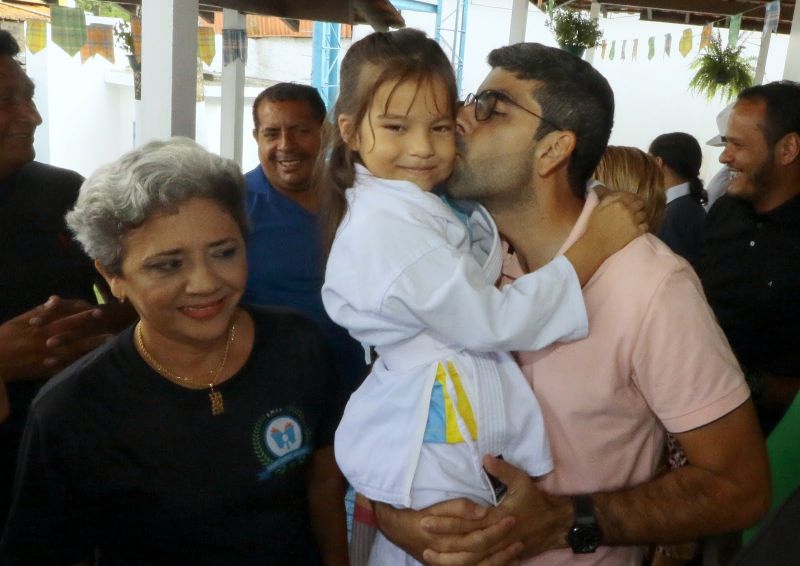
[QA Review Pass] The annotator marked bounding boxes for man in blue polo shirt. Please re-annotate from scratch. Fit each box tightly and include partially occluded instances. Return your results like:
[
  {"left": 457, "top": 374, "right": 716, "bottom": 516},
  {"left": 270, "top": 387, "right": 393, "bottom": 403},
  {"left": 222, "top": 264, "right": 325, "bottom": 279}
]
[{"left": 245, "top": 83, "right": 366, "bottom": 388}]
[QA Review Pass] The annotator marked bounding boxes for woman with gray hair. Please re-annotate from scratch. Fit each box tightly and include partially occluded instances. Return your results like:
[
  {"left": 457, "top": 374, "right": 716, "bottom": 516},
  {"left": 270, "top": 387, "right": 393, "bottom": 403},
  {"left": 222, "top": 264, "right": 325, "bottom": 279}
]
[{"left": 0, "top": 138, "right": 349, "bottom": 565}]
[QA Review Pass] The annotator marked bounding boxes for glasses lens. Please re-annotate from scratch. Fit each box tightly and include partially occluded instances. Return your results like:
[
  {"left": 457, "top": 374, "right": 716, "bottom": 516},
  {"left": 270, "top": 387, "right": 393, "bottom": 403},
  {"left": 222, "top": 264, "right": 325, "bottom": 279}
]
[{"left": 475, "top": 91, "right": 495, "bottom": 121}]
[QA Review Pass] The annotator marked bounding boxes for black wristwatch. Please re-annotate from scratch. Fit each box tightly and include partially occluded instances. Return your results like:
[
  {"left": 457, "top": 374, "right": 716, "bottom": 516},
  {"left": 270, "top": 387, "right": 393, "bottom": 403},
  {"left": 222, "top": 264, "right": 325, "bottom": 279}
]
[{"left": 566, "top": 495, "right": 602, "bottom": 553}]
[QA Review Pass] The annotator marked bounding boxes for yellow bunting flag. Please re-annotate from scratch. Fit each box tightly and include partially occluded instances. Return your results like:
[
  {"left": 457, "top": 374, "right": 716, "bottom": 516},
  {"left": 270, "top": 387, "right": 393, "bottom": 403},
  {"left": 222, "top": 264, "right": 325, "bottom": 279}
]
[
  {"left": 700, "top": 23, "right": 713, "bottom": 50},
  {"left": 600, "top": 40, "right": 607, "bottom": 59},
  {"left": 197, "top": 26, "right": 216, "bottom": 65},
  {"left": 648, "top": 36, "right": 655, "bottom": 60},
  {"left": 25, "top": 20, "right": 47, "bottom": 54},
  {"left": 679, "top": 28, "right": 692, "bottom": 57},
  {"left": 80, "top": 24, "right": 115, "bottom": 64}
]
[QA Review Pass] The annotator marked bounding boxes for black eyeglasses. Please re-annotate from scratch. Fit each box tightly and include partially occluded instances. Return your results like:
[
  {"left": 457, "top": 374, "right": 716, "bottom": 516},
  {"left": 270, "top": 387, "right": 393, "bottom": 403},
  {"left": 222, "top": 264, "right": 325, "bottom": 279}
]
[{"left": 462, "top": 90, "right": 561, "bottom": 131}]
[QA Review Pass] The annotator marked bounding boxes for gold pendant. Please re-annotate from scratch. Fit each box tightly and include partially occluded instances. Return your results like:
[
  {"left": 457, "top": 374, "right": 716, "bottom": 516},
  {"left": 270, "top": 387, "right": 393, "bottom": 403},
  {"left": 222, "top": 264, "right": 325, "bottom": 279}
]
[{"left": 209, "top": 387, "right": 224, "bottom": 416}]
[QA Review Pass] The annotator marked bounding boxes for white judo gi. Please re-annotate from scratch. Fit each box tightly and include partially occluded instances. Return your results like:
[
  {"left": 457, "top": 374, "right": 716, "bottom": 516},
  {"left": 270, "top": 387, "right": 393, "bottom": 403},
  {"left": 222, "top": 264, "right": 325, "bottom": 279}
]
[{"left": 322, "top": 166, "right": 588, "bottom": 564}]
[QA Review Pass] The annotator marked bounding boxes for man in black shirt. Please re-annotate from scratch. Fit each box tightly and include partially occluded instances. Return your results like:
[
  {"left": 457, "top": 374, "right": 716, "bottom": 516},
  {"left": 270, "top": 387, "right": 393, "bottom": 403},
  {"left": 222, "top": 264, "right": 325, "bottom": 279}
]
[
  {"left": 0, "top": 30, "right": 130, "bottom": 534},
  {"left": 696, "top": 81, "right": 800, "bottom": 434}
]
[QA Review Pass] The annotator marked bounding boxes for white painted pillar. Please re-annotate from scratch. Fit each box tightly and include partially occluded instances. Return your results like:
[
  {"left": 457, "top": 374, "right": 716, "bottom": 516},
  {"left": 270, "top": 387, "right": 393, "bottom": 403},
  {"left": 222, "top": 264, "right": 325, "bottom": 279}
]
[
  {"left": 140, "top": 0, "right": 199, "bottom": 145},
  {"left": 221, "top": 8, "right": 246, "bottom": 164},
  {"left": 508, "top": 0, "right": 528, "bottom": 45},
  {"left": 585, "top": 1, "right": 601, "bottom": 64},
  {"left": 28, "top": 47, "right": 50, "bottom": 163},
  {"left": 754, "top": 29, "right": 772, "bottom": 85},
  {"left": 784, "top": 0, "right": 800, "bottom": 81}
]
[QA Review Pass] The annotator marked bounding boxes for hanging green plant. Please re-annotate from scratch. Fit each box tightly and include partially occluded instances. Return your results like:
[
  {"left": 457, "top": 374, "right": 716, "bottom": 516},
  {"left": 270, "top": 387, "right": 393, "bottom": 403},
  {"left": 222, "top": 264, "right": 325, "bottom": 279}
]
[
  {"left": 547, "top": 9, "right": 603, "bottom": 57},
  {"left": 689, "top": 35, "right": 754, "bottom": 102}
]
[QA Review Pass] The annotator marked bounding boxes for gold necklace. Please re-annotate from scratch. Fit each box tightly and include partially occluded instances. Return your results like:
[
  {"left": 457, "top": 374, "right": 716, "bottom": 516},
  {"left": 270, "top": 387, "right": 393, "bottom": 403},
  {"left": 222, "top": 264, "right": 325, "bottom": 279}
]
[{"left": 135, "top": 320, "right": 236, "bottom": 416}]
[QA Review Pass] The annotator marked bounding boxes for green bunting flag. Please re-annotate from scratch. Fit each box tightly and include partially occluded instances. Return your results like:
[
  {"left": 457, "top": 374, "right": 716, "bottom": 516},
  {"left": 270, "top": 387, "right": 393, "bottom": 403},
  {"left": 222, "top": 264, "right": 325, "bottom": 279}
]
[
  {"left": 50, "top": 5, "right": 87, "bottom": 57},
  {"left": 729, "top": 14, "right": 742, "bottom": 47}
]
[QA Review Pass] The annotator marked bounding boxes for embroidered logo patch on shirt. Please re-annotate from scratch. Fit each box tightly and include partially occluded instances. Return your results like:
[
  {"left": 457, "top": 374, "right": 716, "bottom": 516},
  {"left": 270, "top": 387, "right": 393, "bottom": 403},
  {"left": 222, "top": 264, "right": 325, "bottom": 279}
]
[
  {"left": 423, "top": 361, "right": 478, "bottom": 444},
  {"left": 253, "top": 407, "right": 311, "bottom": 480}
]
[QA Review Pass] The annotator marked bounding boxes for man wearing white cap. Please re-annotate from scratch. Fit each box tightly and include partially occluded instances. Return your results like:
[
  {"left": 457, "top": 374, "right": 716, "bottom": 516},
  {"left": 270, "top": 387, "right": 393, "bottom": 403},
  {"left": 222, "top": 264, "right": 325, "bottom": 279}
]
[{"left": 704, "top": 103, "right": 734, "bottom": 210}]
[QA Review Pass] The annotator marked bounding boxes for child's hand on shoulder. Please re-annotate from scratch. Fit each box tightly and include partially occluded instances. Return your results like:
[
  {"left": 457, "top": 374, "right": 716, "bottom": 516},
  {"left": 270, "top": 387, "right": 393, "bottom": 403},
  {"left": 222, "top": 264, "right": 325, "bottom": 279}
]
[{"left": 587, "top": 188, "right": 648, "bottom": 258}]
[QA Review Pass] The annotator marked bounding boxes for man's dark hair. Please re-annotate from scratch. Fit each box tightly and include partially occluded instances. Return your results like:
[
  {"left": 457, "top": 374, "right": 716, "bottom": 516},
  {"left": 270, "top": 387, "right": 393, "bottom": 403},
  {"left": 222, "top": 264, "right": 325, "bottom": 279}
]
[
  {"left": 0, "top": 30, "right": 21, "bottom": 57},
  {"left": 737, "top": 80, "right": 800, "bottom": 147},
  {"left": 487, "top": 43, "right": 615, "bottom": 199},
  {"left": 252, "top": 83, "right": 326, "bottom": 129}
]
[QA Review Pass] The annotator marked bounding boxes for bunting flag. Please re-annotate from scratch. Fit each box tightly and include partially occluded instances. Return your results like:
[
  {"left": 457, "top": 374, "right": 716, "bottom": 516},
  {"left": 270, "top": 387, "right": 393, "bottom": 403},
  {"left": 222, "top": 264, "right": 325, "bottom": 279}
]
[
  {"left": 764, "top": 1, "right": 780, "bottom": 33},
  {"left": 699, "top": 23, "right": 713, "bottom": 50},
  {"left": 609, "top": 40, "right": 616, "bottom": 60},
  {"left": 0, "top": 21, "right": 25, "bottom": 54},
  {"left": 222, "top": 29, "right": 247, "bottom": 65},
  {"left": 131, "top": 17, "right": 142, "bottom": 64},
  {"left": 678, "top": 28, "right": 692, "bottom": 57},
  {"left": 600, "top": 40, "right": 607, "bottom": 59},
  {"left": 729, "top": 14, "right": 742, "bottom": 47},
  {"left": 80, "top": 24, "right": 115, "bottom": 64},
  {"left": 664, "top": 33, "right": 672, "bottom": 56},
  {"left": 621, "top": 39, "right": 626, "bottom": 60},
  {"left": 25, "top": 20, "right": 47, "bottom": 54},
  {"left": 197, "top": 27, "right": 215, "bottom": 65},
  {"left": 50, "top": 5, "right": 87, "bottom": 57},
  {"left": 632, "top": 38, "right": 638, "bottom": 61},
  {"left": 648, "top": 36, "right": 655, "bottom": 60}
]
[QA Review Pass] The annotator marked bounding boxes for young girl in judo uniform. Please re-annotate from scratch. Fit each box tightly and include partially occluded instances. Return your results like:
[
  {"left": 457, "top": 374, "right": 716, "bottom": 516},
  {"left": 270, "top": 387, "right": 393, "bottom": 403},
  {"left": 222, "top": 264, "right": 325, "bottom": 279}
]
[{"left": 320, "top": 28, "right": 645, "bottom": 565}]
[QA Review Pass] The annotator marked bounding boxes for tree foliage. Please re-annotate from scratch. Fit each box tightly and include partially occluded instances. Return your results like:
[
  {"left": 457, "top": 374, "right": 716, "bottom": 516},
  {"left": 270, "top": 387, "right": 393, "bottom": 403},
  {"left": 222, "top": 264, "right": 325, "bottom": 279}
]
[{"left": 75, "top": 0, "right": 129, "bottom": 20}]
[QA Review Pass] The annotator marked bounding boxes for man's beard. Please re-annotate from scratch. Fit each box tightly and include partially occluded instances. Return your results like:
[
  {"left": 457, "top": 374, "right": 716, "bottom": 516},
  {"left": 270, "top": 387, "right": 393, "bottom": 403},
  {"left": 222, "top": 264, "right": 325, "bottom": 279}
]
[
  {"left": 446, "top": 139, "right": 537, "bottom": 209},
  {"left": 734, "top": 152, "right": 775, "bottom": 206}
]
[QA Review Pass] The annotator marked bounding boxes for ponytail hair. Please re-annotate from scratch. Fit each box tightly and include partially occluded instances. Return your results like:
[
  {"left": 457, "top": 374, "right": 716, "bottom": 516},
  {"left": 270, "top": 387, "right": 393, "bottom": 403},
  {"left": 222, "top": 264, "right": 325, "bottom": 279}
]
[
  {"left": 317, "top": 28, "right": 457, "bottom": 257},
  {"left": 649, "top": 132, "right": 708, "bottom": 205}
]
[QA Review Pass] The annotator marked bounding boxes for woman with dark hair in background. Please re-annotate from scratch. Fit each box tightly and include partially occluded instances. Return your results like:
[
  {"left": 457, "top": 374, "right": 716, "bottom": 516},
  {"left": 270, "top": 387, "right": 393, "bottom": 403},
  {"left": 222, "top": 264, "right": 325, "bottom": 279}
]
[{"left": 649, "top": 132, "right": 708, "bottom": 264}]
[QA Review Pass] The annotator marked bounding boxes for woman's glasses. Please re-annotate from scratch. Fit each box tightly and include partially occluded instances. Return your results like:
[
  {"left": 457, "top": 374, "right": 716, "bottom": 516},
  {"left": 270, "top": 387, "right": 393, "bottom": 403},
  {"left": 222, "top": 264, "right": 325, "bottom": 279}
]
[{"left": 462, "top": 90, "right": 561, "bottom": 131}]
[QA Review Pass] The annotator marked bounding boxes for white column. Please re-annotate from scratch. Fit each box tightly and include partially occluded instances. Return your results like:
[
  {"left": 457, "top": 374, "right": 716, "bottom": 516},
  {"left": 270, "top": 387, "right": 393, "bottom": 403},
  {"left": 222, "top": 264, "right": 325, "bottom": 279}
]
[
  {"left": 140, "top": 0, "right": 199, "bottom": 145},
  {"left": 221, "top": 8, "right": 246, "bottom": 164},
  {"left": 784, "top": 0, "right": 800, "bottom": 80},
  {"left": 508, "top": 0, "right": 528, "bottom": 45},
  {"left": 754, "top": 29, "right": 772, "bottom": 85},
  {"left": 585, "top": 1, "right": 601, "bottom": 64}
]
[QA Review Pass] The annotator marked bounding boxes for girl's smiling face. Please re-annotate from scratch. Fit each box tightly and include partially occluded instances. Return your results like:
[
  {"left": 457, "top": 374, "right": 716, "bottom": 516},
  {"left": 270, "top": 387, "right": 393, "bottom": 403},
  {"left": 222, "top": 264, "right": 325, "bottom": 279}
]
[{"left": 343, "top": 77, "right": 455, "bottom": 192}]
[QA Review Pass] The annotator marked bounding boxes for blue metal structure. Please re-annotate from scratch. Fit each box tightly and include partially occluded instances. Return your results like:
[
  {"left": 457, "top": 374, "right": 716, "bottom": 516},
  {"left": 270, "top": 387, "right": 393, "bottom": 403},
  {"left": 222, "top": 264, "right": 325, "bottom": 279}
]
[
  {"left": 311, "top": 0, "right": 468, "bottom": 106},
  {"left": 311, "top": 21, "right": 341, "bottom": 109}
]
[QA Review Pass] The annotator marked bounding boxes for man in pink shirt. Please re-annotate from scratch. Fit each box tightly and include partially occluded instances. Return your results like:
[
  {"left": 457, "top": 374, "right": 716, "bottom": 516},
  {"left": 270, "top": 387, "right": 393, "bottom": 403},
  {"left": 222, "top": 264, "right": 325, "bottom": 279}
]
[{"left": 373, "top": 42, "right": 770, "bottom": 565}]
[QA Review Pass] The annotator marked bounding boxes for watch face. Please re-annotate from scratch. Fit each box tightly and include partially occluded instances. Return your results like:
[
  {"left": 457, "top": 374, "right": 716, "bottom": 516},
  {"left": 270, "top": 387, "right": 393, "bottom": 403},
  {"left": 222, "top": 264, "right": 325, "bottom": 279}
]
[{"left": 567, "top": 525, "right": 601, "bottom": 553}]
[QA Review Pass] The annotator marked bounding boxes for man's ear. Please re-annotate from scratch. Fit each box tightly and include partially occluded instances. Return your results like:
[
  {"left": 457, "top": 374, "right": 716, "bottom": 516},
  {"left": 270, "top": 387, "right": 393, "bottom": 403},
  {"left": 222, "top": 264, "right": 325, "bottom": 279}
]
[
  {"left": 95, "top": 260, "right": 126, "bottom": 303},
  {"left": 338, "top": 114, "right": 360, "bottom": 151},
  {"left": 775, "top": 132, "right": 800, "bottom": 166},
  {"left": 535, "top": 131, "right": 577, "bottom": 177},
  {"left": 252, "top": 128, "right": 258, "bottom": 142}
]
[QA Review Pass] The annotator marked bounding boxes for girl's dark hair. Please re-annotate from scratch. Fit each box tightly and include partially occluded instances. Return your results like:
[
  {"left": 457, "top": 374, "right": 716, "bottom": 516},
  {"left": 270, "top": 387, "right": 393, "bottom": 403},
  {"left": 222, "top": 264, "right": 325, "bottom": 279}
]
[
  {"left": 649, "top": 132, "right": 708, "bottom": 205},
  {"left": 318, "top": 28, "right": 458, "bottom": 255}
]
